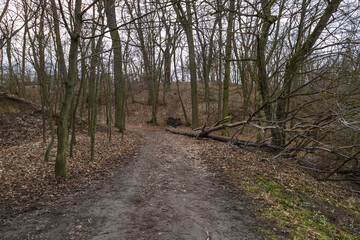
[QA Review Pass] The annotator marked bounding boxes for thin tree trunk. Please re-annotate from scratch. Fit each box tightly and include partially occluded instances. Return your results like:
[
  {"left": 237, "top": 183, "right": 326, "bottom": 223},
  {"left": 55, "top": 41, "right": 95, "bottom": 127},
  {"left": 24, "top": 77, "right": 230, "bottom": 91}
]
[
  {"left": 107, "top": 59, "right": 112, "bottom": 141},
  {"left": 172, "top": 0, "right": 199, "bottom": 129},
  {"left": 162, "top": 24, "right": 171, "bottom": 105},
  {"left": 69, "top": 71, "right": 85, "bottom": 157},
  {"left": 105, "top": 0, "right": 125, "bottom": 131},
  {"left": 221, "top": 0, "right": 235, "bottom": 135},
  {"left": 6, "top": 38, "right": 18, "bottom": 94},
  {"left": 89, "top": 5, "right": 104, "bottom": 161},
  {"left": 274, "top": 0, "right": 342, "bottom": 146},
  {"left": 79, "top": 47, "right": 87, "bottom": 122},
  {"left": 28, "top": 3, "right": 55, "bottom": 162},
  {"left": 256, "top": 0, "right": 277, "bottom": 144},
  {"left": 54, "top": 0, "right": 83, "bottom": 177},
  {"left": 174, "top": 51, "right": 190, "bottom": 126},
  {"left": 21, "top": 1, "right": 29, "bottom": 97},
  {"left": 50, "top": 0, "right": 67, "bottom": 80},
  {"left": 217, "top": 0, "right": 223, "bottom": 121},
  {"left": 0, "top": 39, "right": 3, "bottom": 86}
]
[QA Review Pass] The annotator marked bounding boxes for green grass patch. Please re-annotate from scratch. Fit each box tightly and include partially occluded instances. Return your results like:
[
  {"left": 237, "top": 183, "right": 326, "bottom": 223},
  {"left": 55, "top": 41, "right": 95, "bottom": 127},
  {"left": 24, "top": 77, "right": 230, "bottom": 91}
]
[{"left": 237, "top": 175, "right": 360, "bottom": 239}]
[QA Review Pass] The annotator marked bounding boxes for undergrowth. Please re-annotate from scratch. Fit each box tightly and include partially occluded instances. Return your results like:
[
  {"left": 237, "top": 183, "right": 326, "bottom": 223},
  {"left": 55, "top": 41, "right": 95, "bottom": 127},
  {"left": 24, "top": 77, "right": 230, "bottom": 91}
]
[
  {"left": 201, "top": 138, "right": 360, "bottom": 239},
  {"left": 236, "top": 173, "right": 360, "bottom": 239}
]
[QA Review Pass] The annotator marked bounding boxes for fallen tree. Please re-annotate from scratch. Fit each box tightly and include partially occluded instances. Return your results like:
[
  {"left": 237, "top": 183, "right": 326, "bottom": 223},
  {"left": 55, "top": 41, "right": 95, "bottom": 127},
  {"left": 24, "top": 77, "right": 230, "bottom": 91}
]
[
  {"left": 165, "top": 126, "right": 283, "bottom": 151},
  {"left": 165, "top": 119, "right": 360, "bottom": 182}
]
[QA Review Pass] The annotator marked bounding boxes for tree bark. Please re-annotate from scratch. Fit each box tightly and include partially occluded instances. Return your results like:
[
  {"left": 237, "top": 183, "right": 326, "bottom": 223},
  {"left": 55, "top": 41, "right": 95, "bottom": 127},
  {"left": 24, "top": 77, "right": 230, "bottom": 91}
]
[
  {"left": 174, "top": 50, "right": 190, "bottom": 126},
  {"left": 256, "top": 0, "right": 277, "bottom": 144},
  {"left": 105, "top": 0, "right": 125, "bottom": 131},
  {"left": 217, "top": 0, "right": 223, "bottom": 121},
  {"left": 89, "top": 4, "right": 103, "bottom": 161},
  {"left": 165, "top": 126, "right": 283, "bottom": 152},
  {"left": 222, "top": 0, "right": 235, "bottom": 135},
  {"left": 172, "top": 0, "right": 199, "bottom": 129},
  {"left": 54, "top": 0, "right": 83, "bottom": 177},
  {"left": 50, "top": 0, "right": 67, "bottom": 80}
]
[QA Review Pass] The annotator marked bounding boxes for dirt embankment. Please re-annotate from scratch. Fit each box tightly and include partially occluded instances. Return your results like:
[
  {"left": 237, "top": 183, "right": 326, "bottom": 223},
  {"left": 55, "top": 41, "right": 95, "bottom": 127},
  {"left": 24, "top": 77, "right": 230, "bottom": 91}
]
[
  {"left": 0, "top": 93, "right": 143, "bottom": 229},
  {"left": 0, "top": 93, "right": 43, "bottom": 147}
]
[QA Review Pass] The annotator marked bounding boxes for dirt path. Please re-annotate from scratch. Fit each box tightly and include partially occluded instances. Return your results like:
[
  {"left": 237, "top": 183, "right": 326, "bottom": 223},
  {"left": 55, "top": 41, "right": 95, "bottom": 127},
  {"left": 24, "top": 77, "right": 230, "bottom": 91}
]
[{"left": 1, "top": 129, "right": 263, "bottom": 239}]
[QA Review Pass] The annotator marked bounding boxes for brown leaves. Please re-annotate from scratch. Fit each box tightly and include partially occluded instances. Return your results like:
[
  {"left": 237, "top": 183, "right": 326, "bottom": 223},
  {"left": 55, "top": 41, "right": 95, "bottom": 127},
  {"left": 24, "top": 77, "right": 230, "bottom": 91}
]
[
  {"left": 0, "top": 130, "right": 142, "bottom": 225},
  {"left": 0, "top": 94, "right": 44, "bottom": 148},
  {"left": 199, "top": 136, "right": 360, "bottom": 237}
]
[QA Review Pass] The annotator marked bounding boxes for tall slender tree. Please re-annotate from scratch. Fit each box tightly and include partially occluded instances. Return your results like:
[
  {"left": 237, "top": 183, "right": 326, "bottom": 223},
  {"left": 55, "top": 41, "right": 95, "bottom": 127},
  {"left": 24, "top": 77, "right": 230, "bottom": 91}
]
[
  {"left": 105, "top": 0, "right": 126, "bottom": 131},
  {"left": 172, "top": 0, "right": 199, "bottom": 129},
  {"left": 222, "top": 0, "right": 235, "bottom": 135},
  {"left": 274, "top": 0, "right": 343, "bottom": 146},
  {"left": 54, "top": 0, "right": 83, "bottom": 177}
]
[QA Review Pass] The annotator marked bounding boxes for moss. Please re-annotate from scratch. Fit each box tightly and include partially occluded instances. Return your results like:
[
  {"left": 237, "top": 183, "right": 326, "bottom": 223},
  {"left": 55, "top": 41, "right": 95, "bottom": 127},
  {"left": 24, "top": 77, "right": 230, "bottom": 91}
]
[
  {"left": 259, "top": 228, "right": 284, "bottom": 240},
  {"left": 0, "top": 99, "right": 20, "bottom": 113},
  {"left": 237, "top": 176, "right": 359, "bottom": 239}
]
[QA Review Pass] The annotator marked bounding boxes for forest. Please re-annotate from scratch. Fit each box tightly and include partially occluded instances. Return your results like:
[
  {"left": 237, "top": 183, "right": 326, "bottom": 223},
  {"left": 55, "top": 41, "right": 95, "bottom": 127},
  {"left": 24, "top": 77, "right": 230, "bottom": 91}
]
[{"left": 0, "top": 0, "right": 360, "bottom": 239}]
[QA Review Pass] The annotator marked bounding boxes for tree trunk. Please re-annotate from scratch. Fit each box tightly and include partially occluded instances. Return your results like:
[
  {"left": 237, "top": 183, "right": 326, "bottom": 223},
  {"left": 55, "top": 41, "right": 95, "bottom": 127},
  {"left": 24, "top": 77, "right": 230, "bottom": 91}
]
[
  {"left": 274, "top": 0, "right": 342, "bottom": 146},
  {"left": 0, "top": 39, "right": 3, "bottom": 86},
  {"left": 6, "top": 38, "right": 18, "bottom": 95},
  {"left": 163, "top": 32, "right": 171, "bottom": 105},
  {"left": 20, "top": 0, "right": 29, "bottom": 97},
  {"left": 174, "top": 51, "right": 190, "bottom": 126},
  {"left": 256, "top": 0, "right": 278, "bottom": 144},
  {"left": 105, "top": 0, "right": 125, "bottom": 131},
  {"left": 54, "top": 0, "right": 83, "bottom": 177},
  {"left": 172, "top": 0, "right": 199, "bottom": 129},
  {"left": 50, "top": 0, "right": 67, "bottom": 80},
  {"left": 217, "top": 0, "right": 223, "bottom": 121},
  {"left": 222, "top": 0, "right": 235, "bottom": 135}
]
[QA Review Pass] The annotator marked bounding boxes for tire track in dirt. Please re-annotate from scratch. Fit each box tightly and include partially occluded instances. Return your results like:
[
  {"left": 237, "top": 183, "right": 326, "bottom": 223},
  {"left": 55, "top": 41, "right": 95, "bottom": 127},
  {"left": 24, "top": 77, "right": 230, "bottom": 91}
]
[{"left": 1, "top": 129, "right": 263, "bottom": 239}]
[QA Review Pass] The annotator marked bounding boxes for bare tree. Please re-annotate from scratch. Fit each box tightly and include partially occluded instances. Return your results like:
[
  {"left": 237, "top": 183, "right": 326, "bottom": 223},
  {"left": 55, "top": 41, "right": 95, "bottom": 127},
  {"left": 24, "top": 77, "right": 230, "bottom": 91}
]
[
  {"left": 105, "top": 0, "right": 126, "bottom": 131},
  {"left": 221, "top": 0, "right": 235, "bottom": 135},
  {"left": 172, "top": 0, "right": 199, "bottom": 129},
  {"left": 53, "top": 0, "right": 84, "bottom": 177}
]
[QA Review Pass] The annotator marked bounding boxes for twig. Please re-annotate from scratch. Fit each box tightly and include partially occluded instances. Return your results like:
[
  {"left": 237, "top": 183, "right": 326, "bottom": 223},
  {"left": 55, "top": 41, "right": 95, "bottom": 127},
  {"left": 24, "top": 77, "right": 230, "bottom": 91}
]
[{"left": 321, "top": 150, "right": 360, "bottom": 181}]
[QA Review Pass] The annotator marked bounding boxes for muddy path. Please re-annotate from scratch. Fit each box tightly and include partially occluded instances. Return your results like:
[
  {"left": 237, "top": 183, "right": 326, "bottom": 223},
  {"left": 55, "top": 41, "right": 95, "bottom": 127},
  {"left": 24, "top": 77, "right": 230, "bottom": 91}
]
[{"left": 1, "top": 129, "right": 263, "bottom": 239}]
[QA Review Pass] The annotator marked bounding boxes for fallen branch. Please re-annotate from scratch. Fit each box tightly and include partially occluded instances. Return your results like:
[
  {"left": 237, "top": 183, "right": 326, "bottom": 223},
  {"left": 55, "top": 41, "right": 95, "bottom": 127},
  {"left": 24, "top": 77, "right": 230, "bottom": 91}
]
[
  {"left": 321, "top": 149, "right": 360, "bottom": 181},
  {"left": 323, "top": 178, "right": 360, "bottom": 182},
  {"left": 165, "top": 127, "right": 283, "bottom": 151},
  {"left": 196, "top": 120, "right": 249, "bottom": 137},
  {"left": 166, "top": 126, "right": 360, "bottom": 182}
]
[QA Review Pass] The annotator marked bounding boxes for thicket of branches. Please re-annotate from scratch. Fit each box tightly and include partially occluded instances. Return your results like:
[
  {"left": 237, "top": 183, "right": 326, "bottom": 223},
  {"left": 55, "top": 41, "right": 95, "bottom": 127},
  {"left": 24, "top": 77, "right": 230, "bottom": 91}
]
[{"left": 0, "top": 0, "right": 359, "bottom": 179}]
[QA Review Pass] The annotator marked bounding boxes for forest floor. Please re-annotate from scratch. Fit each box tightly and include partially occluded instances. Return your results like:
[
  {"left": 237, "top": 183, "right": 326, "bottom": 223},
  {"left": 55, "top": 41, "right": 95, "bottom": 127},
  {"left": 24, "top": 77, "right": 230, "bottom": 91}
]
[
  {"left": 2, "top": 126, "right": 359, "bottom": 239},
  {"left": 1, "top": 127, "right": 270, "bottom": 239}
]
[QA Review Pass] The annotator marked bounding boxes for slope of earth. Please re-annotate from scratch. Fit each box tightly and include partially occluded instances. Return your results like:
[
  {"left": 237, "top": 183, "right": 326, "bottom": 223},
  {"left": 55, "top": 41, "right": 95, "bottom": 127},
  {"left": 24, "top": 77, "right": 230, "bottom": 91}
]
[
  {"left": 0, "top": 93, "right": 142, "bottom": 227},
  {"left": 115, "top": 81, "right": 247, "bottom": 128},
  {"left": 0, "top": 93, "right": 43, "bottom": 147},
  {"left": 0, "top": 129, "right": 141, "bottom": 226},
  {"left": 0, "top": 127, "right": 270, "bottom": 240},
  {"left": 201, "top": 138, "right": 360, "bottom": 239}
]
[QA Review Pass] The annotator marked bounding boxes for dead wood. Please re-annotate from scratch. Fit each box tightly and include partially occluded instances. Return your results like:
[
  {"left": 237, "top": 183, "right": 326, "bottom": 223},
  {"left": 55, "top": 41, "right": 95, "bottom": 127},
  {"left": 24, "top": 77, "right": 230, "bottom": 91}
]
[
  {"left": 194, "top": 120, "right": 248, "bottom": 137},
  {"left": 165, "top": 126, "right": 360, "bottom": 182},
  {"left": 165, "top": 126, "right": 284, "bottom": 151}
]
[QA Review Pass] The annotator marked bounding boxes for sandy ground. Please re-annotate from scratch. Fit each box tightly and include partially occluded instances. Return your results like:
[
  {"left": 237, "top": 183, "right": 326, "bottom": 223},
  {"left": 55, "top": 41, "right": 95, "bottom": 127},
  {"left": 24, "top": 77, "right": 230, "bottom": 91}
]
[{"left": 1, "top": 129, "right": 263, "bottom": 239}]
